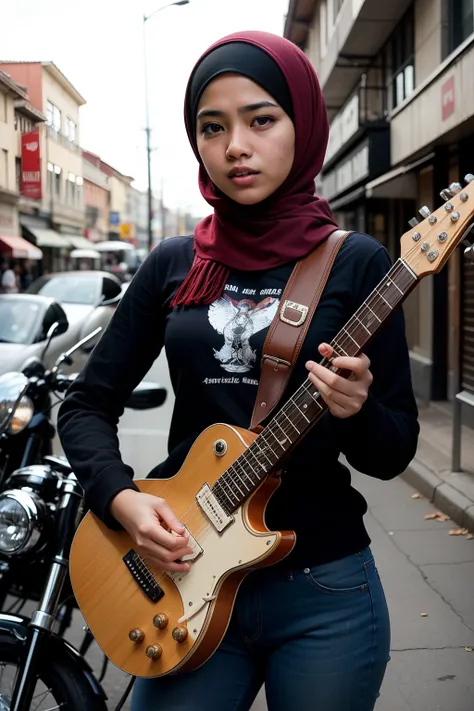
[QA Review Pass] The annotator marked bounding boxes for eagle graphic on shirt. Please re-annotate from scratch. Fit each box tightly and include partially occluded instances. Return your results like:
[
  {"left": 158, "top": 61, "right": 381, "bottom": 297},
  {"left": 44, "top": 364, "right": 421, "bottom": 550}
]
[{"left": 208, "top": 294, "right": 279, "bottom": 373}]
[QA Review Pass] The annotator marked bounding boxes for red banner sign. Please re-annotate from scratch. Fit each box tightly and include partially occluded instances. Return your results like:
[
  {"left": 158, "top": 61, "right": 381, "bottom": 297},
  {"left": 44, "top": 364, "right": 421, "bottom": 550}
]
[{"left": 21, "top": 130, "right": 42, "bottom": 200}]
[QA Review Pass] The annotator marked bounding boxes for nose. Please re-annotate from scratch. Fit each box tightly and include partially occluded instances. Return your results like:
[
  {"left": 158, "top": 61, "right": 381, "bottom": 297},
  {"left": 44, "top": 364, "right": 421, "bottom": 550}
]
[{"left": 225, "top": 125, "right": 253, "bottom": 161}]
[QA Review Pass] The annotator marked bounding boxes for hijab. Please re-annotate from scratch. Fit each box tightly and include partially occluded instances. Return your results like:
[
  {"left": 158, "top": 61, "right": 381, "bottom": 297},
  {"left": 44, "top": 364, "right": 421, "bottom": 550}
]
[{"left": 171, "top": 30, "right": 338, "bottom": 308}]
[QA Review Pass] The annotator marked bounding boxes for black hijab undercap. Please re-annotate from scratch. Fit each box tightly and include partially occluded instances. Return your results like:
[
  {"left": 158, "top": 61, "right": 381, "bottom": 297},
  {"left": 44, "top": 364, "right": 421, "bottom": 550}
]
[{"left": 186, "top": 41, "right": 294, "bottom": 141}]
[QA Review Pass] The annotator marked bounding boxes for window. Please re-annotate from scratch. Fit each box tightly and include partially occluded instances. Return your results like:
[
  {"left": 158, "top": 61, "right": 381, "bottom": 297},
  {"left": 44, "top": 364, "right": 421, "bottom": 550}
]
[
  {"left": 54, "top": 164, "right": 62, "bottom": 198},
  {"left": 47, "top": 161, "right": 54, "bottom": 194},
  {"left": 450, "top": 0, "right": 474, "bottom": 52},
  {"left": 67, "top": 172, "right": 76, "bottom": 204},
  {"left": 76, "top": 175, "right": 83, "bottom": 207},
  {"left": 383, "top": 7, "right": 415, "bottom": 109},
  {"left": 46, "top": 100, "right": 61, "bottom": 132},
  {"left": 66, "top": 118, "right": 76, "bottom": 142},
  {"left": 320, "top": 1, "right": 328, "bottom": 57},
  {"left": 0, "top": 149, "right": 8, "bottom": 189},
  {"left": 333, "top": 0, "right": 343, "bottom": 22},
  {"left": 0, "top": 93, "right": 7, "bottom": 123}
]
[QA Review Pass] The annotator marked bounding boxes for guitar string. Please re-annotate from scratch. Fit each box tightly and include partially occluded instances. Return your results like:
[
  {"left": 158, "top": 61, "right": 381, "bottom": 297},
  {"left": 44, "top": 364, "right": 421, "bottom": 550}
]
[{"left": 142, "top": 221, "right": 457, "bottom": 584}]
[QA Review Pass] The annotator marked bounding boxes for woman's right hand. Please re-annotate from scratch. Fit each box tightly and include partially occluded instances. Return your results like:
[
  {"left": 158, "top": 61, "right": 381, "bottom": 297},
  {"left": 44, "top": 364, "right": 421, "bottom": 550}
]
[{"left": 109, "top": 489, "right": 193, "bottom": 572}]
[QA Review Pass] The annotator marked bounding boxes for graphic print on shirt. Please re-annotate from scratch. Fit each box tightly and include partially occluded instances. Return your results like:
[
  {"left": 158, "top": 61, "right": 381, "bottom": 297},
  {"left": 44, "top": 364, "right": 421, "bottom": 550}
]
[{"left": 208, "top": 294, "right": 279, "bottom": 373}]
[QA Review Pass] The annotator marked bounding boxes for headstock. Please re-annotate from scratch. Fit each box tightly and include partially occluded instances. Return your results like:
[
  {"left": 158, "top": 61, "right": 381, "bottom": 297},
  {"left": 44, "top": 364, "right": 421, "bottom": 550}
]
[{"left": 400, "top": 174, "right": 474, "bottom": 278}]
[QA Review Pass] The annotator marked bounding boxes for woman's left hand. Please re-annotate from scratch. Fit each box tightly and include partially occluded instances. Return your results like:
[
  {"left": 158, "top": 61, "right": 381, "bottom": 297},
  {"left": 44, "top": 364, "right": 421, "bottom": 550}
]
[{"left": 305, "top": 343, "right": 373, "bottom": 419}]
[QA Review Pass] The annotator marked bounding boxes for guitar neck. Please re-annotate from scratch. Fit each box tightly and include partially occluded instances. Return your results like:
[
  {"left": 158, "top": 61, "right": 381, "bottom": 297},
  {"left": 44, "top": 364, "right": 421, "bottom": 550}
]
[{"left": 212, "top": 258, "right": 419, "bottom": 513}]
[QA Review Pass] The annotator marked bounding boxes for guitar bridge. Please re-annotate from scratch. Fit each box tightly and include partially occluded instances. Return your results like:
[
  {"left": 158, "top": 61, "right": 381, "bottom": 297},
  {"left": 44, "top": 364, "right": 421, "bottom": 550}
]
[{"left": 123, "top": 549, "right": 164, "bottom": 603}]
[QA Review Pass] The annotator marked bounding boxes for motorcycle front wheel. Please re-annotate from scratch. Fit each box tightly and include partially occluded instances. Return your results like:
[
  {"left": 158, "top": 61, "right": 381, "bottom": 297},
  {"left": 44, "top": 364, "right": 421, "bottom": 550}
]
[{"left": 0, "top": 632, "right": 107, "bottom": 711}]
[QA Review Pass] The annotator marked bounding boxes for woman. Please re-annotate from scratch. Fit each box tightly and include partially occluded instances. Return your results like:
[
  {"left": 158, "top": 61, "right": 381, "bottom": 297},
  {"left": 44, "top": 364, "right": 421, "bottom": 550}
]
[{"left": 58, "top": 31, "right": 419, "bottom": 711}]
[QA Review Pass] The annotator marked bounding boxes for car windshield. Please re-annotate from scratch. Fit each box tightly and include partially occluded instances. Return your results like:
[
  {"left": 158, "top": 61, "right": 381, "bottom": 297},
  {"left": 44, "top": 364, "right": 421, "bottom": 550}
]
[
  {"left": 28, "top": 275, "right": 99, "bottom": 305},
  {"left": 0, "top": 299, "right": 42, "bottom": 345}
]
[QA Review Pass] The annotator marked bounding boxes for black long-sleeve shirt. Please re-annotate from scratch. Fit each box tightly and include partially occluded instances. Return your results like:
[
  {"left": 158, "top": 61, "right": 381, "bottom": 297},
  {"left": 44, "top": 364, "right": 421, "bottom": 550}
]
[{"left": 58, "top": 233, "right": 419, "bottom": 567}]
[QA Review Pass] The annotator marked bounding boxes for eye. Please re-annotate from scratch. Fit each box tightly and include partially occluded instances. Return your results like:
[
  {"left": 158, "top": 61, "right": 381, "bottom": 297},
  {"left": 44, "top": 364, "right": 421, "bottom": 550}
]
[
  {"left": 201, "top": 122, "right": 223, "bottom": 137},
  {"left": 252, "top": 116, "right": 275, "bottom": 128}
]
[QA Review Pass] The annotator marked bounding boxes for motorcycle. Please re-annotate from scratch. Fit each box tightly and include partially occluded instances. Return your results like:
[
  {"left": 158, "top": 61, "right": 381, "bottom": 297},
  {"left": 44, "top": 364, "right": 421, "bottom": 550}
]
[{"left": 0, "top": 311, "right": 167, "bottom": 710}]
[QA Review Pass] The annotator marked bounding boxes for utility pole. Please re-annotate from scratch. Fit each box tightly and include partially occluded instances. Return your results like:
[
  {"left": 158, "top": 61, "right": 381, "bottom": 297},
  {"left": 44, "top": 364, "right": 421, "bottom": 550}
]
[{"left": 143, "top": 1, "right": 190, "bottom": 252}]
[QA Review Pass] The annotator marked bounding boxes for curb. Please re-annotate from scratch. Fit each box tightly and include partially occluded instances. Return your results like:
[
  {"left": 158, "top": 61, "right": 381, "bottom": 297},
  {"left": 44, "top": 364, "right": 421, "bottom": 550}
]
[{"left": 401, "top": 458, "right": 474, "bottom": 532}]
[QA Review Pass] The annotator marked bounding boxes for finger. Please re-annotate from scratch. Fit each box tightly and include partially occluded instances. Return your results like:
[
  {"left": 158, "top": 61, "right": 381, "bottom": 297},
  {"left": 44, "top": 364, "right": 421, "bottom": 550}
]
[
  {"left": 138, "top": 520, "right": 189, "bottom": 551},
  {"left": 306, "top": 362, "right": 354, "bottom": 396},
  {"left": 153, "top": 498, "right": 185, "bottom": 535},
  {"left": 318, "top": 342, "right": 334, "bottom": 359},
  {"left": 307, "top": 374, "right": 355, "bottom": 410},
  {"left": 331, "top": 354, "right": 371, "bottom": 375}
]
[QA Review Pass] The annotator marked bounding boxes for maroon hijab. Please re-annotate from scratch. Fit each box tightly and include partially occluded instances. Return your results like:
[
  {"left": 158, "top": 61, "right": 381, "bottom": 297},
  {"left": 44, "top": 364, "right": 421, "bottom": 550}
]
[{"left": 171, "top": 31, "right": 338, "bottom": 308}]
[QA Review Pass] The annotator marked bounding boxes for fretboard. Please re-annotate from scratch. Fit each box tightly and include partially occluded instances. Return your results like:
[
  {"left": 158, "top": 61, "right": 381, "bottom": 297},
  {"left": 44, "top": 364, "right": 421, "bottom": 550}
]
[{"left": 212, "top": 258, "right": 418, "bottom": 513}]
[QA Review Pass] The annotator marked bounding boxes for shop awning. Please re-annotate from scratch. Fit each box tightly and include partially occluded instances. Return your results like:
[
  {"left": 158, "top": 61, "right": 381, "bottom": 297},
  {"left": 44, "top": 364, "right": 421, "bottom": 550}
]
[
  {"left": 26, "top": 228, "right": 69, "bottom": 249},
  {"left": 0, "top": 234, "right": 43, "bottom": 260},
  {"left": 365, "top": 152, "right": 435, "bottom": 199},
  {"left": 68, "top": 235, "right": 95, "bottom": 250}
]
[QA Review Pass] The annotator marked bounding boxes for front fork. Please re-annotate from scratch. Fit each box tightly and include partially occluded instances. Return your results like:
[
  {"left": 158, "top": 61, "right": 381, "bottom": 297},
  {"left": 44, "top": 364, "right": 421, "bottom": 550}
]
[{"left": 10, "top": 475, "right": 83, "bottom": 711}]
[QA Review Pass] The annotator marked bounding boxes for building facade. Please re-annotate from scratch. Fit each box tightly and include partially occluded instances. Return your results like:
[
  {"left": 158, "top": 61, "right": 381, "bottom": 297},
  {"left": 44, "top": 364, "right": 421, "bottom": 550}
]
[
  {"left": 285, "top": 0, "right": 474, "bottom": 426},
  {"left": 0, "top": 61, "right": 90, "bottom": 272},
  {"left": 0, "top": 70, "right": 44, "bottom": 264},
  {"left": 82, "top": 150, "right": 110, "bottom": 243}
]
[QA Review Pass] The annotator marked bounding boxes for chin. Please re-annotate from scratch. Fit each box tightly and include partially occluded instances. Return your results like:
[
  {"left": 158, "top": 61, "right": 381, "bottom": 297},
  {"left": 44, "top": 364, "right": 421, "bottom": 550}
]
[{"left": 228, "top": 189, "right": 271, "bottom": 206}]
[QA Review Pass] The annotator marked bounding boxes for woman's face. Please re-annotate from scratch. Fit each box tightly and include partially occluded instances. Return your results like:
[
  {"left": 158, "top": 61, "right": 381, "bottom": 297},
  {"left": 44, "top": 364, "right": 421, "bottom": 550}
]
[{"left": 196, "top": 74, "right": 295, "bottom": 205}]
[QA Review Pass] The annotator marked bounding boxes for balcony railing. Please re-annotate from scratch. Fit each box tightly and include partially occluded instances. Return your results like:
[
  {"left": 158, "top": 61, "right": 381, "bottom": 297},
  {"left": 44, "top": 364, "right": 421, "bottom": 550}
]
[
  {"left": 325, "top": 83, "right": 387, "bottom": 167},
  {"left": 46, "top": 125, "right": 81, "bottom": 155}
]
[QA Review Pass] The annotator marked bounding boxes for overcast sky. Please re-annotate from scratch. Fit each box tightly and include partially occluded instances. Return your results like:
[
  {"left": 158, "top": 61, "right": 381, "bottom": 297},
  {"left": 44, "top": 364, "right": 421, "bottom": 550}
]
[{"left": 1, "top": 0, "right": 289, "bottom": 216}]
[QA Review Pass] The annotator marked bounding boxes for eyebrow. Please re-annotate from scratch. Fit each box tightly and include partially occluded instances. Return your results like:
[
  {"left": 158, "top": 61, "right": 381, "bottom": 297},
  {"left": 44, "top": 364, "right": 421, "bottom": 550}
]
[{"left": 196, "top": 101, "right": 279, "bottom": 121}]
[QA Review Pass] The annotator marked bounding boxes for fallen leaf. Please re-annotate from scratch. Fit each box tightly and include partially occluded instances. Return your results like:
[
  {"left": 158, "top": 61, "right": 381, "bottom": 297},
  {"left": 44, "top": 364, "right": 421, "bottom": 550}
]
[
  {"left": 420, "top": 612, "right": 428, "bottom": 617},
  {"left": 465, "top": 647, "right": 473, "bottom": 652},
  {"left": 424, "top": 512, "right": 450, "bottom": 521},
  {"left": 411, "top": 493, "right": 423, "bottom": 499},
  {"left": 449, "top": 528, "right": 469, "bottom": 536}
]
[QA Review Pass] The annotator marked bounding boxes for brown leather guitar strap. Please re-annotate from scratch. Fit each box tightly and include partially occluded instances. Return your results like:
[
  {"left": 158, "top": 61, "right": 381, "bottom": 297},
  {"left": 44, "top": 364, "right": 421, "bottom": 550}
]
[{"left": 250, "top": 229, "right": 351, "bottom": 431}]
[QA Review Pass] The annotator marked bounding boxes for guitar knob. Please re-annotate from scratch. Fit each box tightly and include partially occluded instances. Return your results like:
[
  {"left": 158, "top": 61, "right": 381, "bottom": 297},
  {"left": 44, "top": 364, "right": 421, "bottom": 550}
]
[
  {"left": 146, "top": 643, "right": 163, "bottom": 660},
  {"left": 129, "top": 628, "right": 145, "bottom": 643},
  {"left": 172, "top": 626, "right": 188, "bottom": 642},
  {"left": 153, "top": 613, "right": 169, "bottom": 629}
]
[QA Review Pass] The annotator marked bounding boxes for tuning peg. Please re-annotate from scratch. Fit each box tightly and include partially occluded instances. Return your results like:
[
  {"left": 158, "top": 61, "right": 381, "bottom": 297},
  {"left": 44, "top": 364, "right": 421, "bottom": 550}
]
[
  {"left": 419, "top": 206, "right": 431, "bottom": 219},
  {"left": 461, "top": 224, "right": 474, "bottom": 248},
  {"left": 408, "top": 217, "right": 420, "bottom": 228},
  {"left": 440, "top": 188, "right": 453, "bottom": 201},
  {"left": 465, "top": 173, "right": 474, "bottom": 183},
  {"left": 464, "top": 244, "right": 474, "bottom": 263},
  {"left": 449, "top": 182, "right": 462, "bottom": 194}
]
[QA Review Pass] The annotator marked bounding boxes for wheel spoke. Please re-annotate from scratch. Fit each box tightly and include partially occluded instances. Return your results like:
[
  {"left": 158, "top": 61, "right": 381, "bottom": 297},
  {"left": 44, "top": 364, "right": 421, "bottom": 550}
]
[{"left": 31, "top": 686, "right": 65, "bottom": 711}]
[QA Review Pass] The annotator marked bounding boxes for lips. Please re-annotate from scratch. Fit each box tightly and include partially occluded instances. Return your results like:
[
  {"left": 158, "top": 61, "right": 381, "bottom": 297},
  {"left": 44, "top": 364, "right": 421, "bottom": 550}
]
[{"left": 227, "top": 167, "right": 259, "bottom": 178}]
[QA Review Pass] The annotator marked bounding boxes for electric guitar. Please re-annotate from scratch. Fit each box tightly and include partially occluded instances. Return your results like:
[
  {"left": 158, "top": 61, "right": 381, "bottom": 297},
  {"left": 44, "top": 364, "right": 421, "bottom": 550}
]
[{"left": 70, "top": 174, "right": 474, "bottom": 678}]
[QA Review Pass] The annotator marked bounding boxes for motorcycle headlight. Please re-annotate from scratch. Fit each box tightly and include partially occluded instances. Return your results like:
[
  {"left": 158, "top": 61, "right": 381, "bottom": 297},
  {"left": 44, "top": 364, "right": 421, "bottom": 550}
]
[
  {"left": 0, "top": 489, "right": 46, "bottom": 555},
  {"left": 7, "top": 396, "right": 34, "bottom": 435},
  {"left": 0, "top": 372, "right": 31, "bottom": 435}
]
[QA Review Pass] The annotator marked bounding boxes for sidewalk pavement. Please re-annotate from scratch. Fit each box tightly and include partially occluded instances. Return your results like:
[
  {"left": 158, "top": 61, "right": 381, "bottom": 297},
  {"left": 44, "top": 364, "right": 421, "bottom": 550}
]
[
  {"left": 401, "top": 402, "right": 474, "bottom": 533},
  {"left": 81, "top": 459, "right": 474, "bottom": 711}
]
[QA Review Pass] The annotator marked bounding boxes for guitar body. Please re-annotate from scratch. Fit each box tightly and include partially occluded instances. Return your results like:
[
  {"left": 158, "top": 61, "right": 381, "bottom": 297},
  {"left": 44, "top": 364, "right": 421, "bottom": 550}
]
[{"left": 70, "top": 423, "right": 296, "bottom": 678}]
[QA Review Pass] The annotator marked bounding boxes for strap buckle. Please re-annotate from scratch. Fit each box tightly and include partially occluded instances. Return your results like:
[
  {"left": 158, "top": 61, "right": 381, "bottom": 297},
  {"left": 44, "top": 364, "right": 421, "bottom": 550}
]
[{"left": 279, "top": 300, "right": 308, "bottom": 327}]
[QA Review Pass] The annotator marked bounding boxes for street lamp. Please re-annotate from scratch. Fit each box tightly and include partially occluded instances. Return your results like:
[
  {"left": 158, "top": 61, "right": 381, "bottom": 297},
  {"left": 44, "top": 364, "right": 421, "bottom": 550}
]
[{"left": 143, "top": 0, "right": 190, "bottom": 251}]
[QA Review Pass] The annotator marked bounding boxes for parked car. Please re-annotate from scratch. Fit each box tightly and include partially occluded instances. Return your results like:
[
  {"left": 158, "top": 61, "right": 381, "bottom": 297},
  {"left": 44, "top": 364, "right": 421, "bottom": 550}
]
[
  {"left": 26, "top": 270, "right": 122, "bottom": 318},
  {"left": 0, "top": 291, "right": 109, "bottom": 376}
]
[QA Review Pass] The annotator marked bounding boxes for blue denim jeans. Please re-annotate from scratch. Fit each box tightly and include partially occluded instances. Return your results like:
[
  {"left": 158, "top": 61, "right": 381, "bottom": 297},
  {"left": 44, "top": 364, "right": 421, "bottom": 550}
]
[{"left": 131, "top": 547, "right": 390, "bottom": 711}]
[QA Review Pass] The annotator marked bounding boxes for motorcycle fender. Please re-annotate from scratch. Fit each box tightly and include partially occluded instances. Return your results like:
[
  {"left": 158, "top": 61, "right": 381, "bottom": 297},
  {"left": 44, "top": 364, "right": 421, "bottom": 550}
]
[{"left": 0, "top": 614, "right": 106, "bottom": 700}]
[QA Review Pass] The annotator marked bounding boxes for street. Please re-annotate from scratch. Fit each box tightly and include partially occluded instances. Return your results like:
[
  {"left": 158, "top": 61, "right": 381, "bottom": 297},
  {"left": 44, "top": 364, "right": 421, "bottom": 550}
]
[{"left": 58, "top": 357, "right": 474, "bottom": 711}]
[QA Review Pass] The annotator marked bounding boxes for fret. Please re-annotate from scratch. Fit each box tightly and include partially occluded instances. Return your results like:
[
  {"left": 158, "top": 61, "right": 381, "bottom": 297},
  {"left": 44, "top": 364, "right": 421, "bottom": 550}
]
[
  {"left": 290, "top": 397, "right": 310, "bottom": 423},
  {"left": 231, "top": 469, "right": 249, "bottom": 494},
  {"left": 366, "top": 304, "right": 381, "bottom": 322},
  {"left": 342, "top": 328, "right": 360, "bottom": 349},
  {"left": 241, "top": 450, "right": 260, "bottom": 477},
  {"left": 253, "top": 439, "right": 275, "bottom": 467},
  {"left": 265, "top": 423, "right": 290, "bottom": 450},
  {"left": 354, "top": 313, "right": 372, "bottom": 335},
  {"left": 218, "top": 476, "right": 240, "bottom": 504},
  {"left": 281, "top": 410, "right": 301, "bottom": 435},
  {"left": 229, "top": 464, "right": 252, "bottom": 491},
  {"left": 333, "top": 341, "right": 349, "bottom": 356},
  {"left": 273, "top": 417, "right": 294, "bottom": 443}
]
